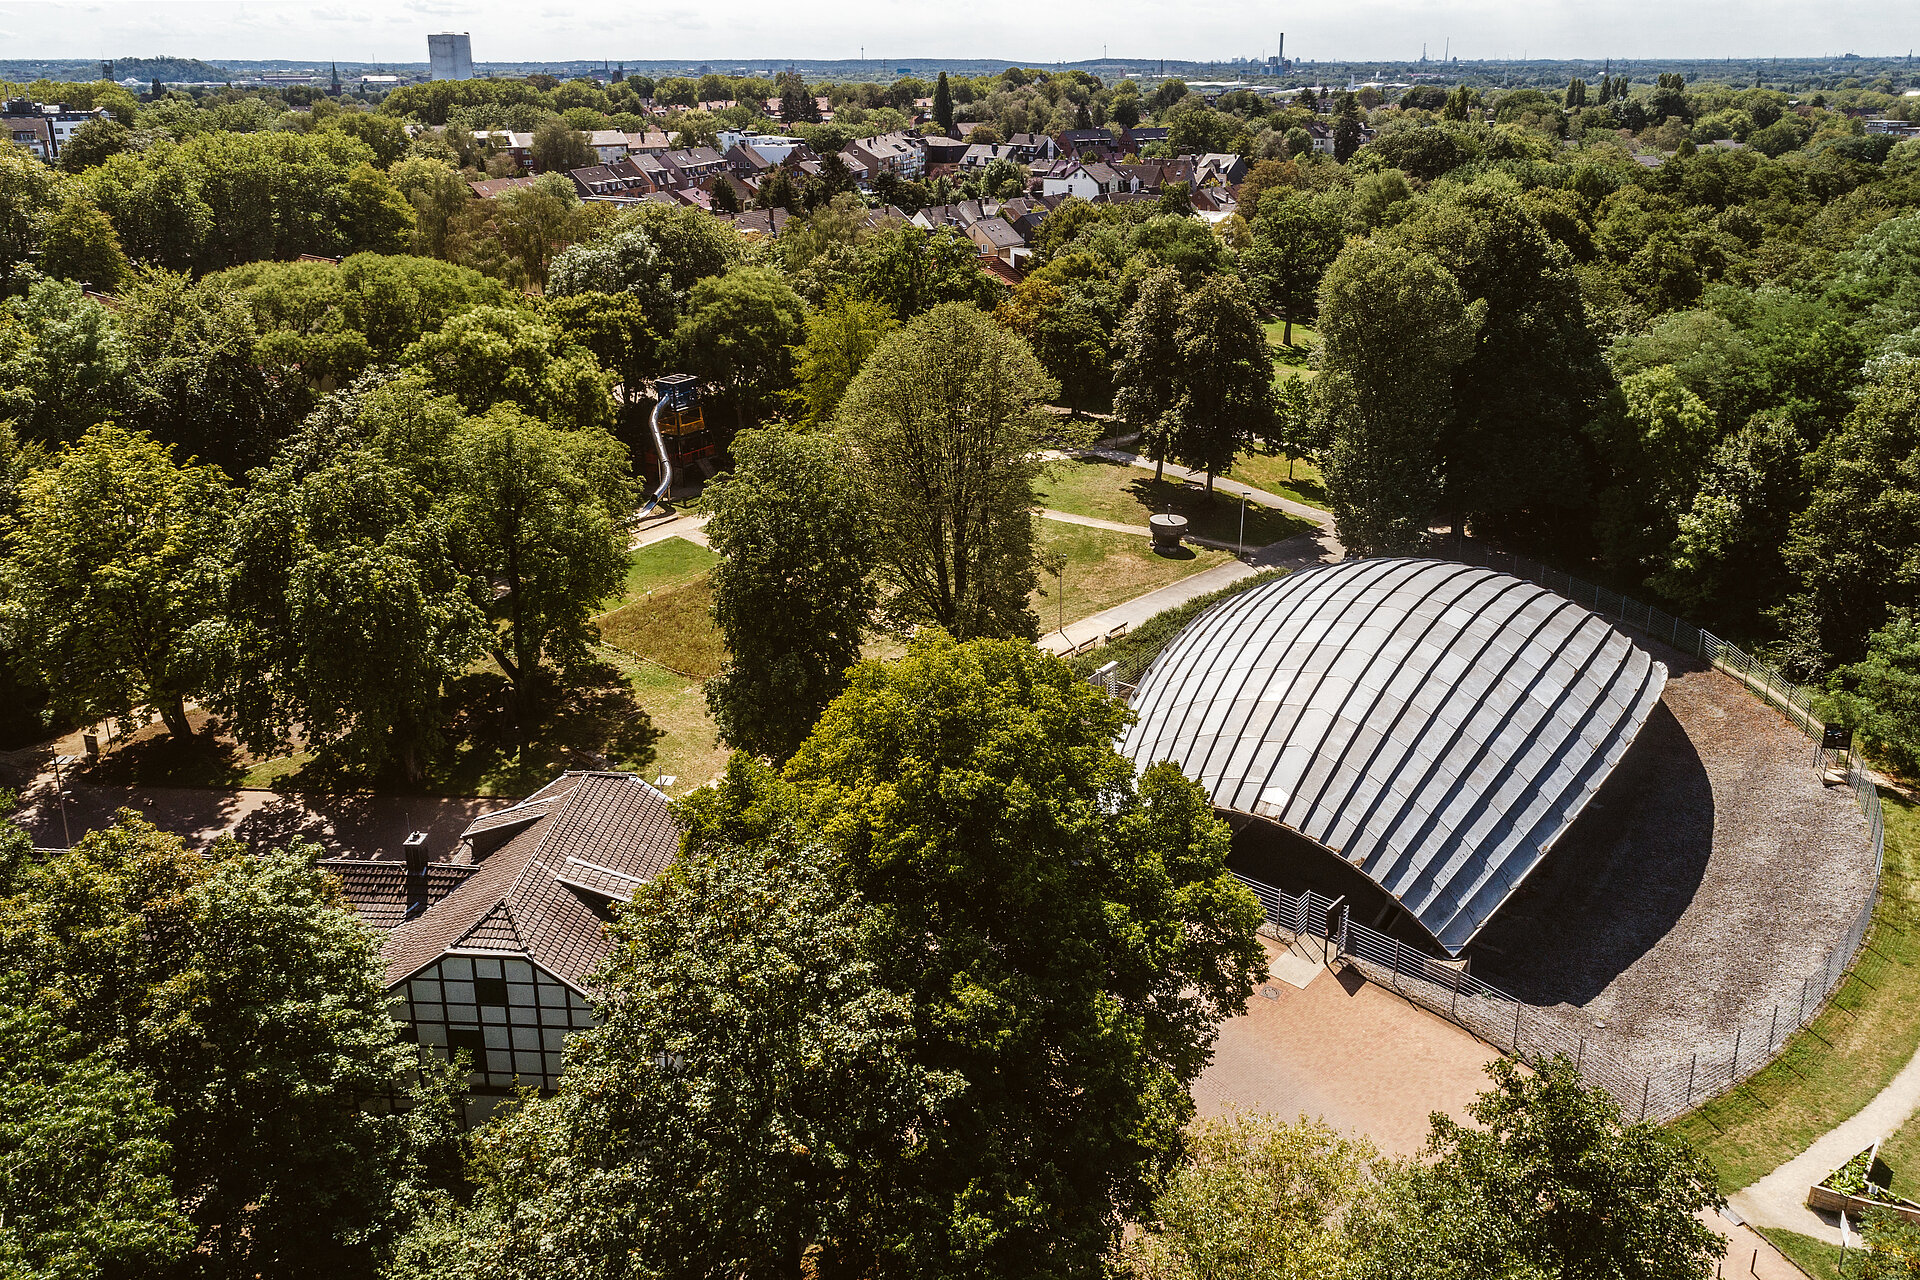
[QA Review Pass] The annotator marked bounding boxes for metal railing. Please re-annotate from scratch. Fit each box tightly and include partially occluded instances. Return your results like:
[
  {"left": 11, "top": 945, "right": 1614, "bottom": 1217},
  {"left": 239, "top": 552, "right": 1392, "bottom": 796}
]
[{"left": 1239, "top": 868, "right": 1881, "bottom": 1123}]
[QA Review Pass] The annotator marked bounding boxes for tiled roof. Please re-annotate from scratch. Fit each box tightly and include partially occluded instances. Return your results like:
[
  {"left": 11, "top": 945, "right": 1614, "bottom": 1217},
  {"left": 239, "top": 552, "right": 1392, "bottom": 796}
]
[
  {"left": 364, "top": 772, "right": 682, "bottom": 991},
  {"left": 319, "top": 859, "right": 479, "bottom": 931}
]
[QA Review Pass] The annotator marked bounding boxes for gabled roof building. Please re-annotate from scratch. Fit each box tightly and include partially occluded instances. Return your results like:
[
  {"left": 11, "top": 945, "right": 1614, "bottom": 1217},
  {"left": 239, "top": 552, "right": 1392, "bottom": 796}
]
[{"left": 325, "top": 771, "right": 682, "bottom": 1113}]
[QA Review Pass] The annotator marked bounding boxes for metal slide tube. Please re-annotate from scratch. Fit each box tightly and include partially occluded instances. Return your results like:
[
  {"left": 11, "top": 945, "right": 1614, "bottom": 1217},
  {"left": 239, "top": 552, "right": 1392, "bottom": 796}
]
[{"left": 637, "top": 391, "right": 673, "bottom": 518}]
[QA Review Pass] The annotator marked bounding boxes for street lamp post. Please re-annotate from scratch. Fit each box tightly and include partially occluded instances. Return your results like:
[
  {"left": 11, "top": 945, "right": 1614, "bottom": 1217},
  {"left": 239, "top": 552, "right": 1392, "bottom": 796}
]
[
  {"left": 1238, "top": 492, "right": 1250, "bottom": 559},
  {"left": 51, "top": 753, "right": 80, "bottom": 848}
]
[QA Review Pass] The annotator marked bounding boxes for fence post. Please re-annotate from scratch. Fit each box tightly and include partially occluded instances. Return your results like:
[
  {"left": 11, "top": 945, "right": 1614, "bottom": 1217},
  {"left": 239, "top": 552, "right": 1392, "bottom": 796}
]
[
  {"left": 1640, "top": 1075, "right": 1650, "bottom": 1122},
  {"left": 1730, "top": 1027, "right": 1741, "bottom": 1085},
  {"left": 1514, "top": 1001, "right": 1523, "bottom": 1056},
  {"left": 1391, "top": 938, "right": 1403, "bottom": 991},
  {"left": 1576, "top": 1036, "right": 1585, "bottom": 1072},
  {"left": 1451, "top": 979, "right": 1459, "bottom": 1020},
  {"left": 1769, "top": 1005, "right": 1779, "bottom": 1050},
  {"left": 1686, "top": 1052, "right": 1696, "bottom": 1105},
  {"left": 1799, "top": 975, "right": 1810, "bottom": 1025}
]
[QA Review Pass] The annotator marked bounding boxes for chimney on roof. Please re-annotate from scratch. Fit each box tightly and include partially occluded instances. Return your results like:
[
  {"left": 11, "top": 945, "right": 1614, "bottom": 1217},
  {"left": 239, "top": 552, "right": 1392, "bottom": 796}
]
[{"left": 403, "top": 831, "right": 431, "bottom": 921}]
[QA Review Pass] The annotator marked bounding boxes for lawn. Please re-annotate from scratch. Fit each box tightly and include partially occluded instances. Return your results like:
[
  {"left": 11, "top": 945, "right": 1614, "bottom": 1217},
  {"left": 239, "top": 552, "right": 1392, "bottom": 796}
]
[
  {"left": 1030, "top": 520, "right": 1232, "bottom": 634},
  {"left": 599, "top": 537, "right": 721, "bottom": 613},
  {"left": 1034, "top": 457, "right": 1315, "bottom": 549},
  {"left": 1670, "top": 792, "right": 1920, "bottom": 1193},
  {"left": 596, "top": 575, "right": 727, "bottom": 679},
  {"left": 1264, "top": 318, "right": 1319, "bottom": 382},
  {"left": 594, "top": 645, "right": 730, "bottom": 798},
  {"left": 1755, "top": 1227, "right": 1844, "bottom": 1280},
  {"left": 1227, "top": 450, "right": 1329, "bottom": 511}
]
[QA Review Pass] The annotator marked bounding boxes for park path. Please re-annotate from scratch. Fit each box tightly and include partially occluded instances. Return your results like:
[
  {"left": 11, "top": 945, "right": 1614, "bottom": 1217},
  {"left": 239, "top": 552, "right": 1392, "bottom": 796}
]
[
  {"left": 1729, "top": 1035, "right": 1920, "bottom": 1243},
  {"left": 630, "top": 511, "right": 710, "bottom": 550}
]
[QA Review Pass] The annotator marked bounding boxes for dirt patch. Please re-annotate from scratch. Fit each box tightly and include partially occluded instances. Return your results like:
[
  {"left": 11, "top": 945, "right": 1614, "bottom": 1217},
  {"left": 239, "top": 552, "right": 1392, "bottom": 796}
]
[{"left": 1466, "top": 643, "right": 1878, "bottom": 1074}]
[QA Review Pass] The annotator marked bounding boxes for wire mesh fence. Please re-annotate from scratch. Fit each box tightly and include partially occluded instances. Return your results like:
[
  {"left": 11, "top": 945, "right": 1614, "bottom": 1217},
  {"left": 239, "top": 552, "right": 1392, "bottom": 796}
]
[{"left": 1103, "top": 540, "right": 1887, "bottom": 1121}]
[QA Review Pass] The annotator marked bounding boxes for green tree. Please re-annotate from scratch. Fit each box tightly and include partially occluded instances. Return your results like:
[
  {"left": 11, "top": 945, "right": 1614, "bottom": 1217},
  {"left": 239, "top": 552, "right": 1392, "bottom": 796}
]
[
  {"left": 1170, "top": 274, "right": 1277, "bottom": 494},
  {"left": 212, "top": 380, "right": 488, "bottom": 783},
  {"left": 0, "top": 146, "right": 61, "bottom": 295},
  {"left": 681, "top": 635, "right": 1266, "bottom": 1276},
  {"left": 0, "top": 280, "right": 129, "bottom": 447},
  {"left": 852, "top": 223, "right": 1002, "bottom": 320},
  {"left": 1119, "top": 1113, "right": 1385, "bottom": 1280},
  {"left": 835, "top": 302, "right": 1060, "bottom": 640},
  {"left": 530, "top": 117, "right": 592, "bottom": 173},
  {"left": 704, "top": 429, "right": 876, "bottom": 760},
  {"left": 37, "top": 189, "right": 129, "bottom": 289},
  {"left": 995, "top": 276, "right": 1113, "bottom": 417},
  {"left": 0, "top": 993, "right": 190, "bottom": 1279},
  {"left": 409, "top": 822, "right": 957, "bottom": 1277},
  {"left": 1359, "top": 1058, "right": 1723, "bottom": 1280},
  {"left": 1783, "top": 365, "right": 1920, "bottom": 666},
  {"left": 791, "top": 290, "right": 896, "bottom": 426},
  {"left": 544, "top": 290, "right": 662, "bottom": 429},
  {"left": 1835, "top": 611, "right": 1920, "bottom": 778},
  {"left": 934, "top": 71, "right": 955, "bottom": 135},
  {"left": 56, "top": 116, "right": 133, "bottom": 172},
  {"left": 0, "top": 425, "right": 227, "bottom": 739},
  {"left": 444, "top": 407, "right": 634, "bottom": 708},
  {"left": 1316, "top": 241, "right": 1481, "bottom": 555},
  {"left": 0, "top": 814, "right": 421, "bottom": 1277},
  {"left": 544, "top": 222, "right": 674, "bottom": 328},
  {"left": 616, "top": 201, "right": 741, "bottom": 293},
  {"left": 387, "top": 155, "right": 470, "bottom": 258},
  {"left": 1112, "top": 266, "right": 1187, "bottom": 482},
  {"left": 672, "top": 266, "right": 808, "bottom": 431},
  {"left": 335, "top": 161, "right": 416, "bottom": 255},
  {"left": 117, "top": 267, "right": 297, "bottom": 475},
  {"left": 402, "top": 304, "right": 614, "bottom": 432},
  {"left": 1587, "top": 366, "right": 1719, "bottom": 579}
]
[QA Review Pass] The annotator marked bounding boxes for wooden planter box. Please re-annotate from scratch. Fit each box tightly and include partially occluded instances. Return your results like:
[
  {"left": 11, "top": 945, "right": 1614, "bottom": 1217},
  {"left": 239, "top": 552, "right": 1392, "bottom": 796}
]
[{"left": 1807, "top": 1183, "right": 1920, "bottom": 1225}]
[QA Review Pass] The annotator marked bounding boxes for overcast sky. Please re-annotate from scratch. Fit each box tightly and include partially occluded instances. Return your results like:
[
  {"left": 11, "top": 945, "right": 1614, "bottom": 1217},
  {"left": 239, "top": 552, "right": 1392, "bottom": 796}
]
[{"left": 0, "top": 0, "right": 1908, "bottom": 66}]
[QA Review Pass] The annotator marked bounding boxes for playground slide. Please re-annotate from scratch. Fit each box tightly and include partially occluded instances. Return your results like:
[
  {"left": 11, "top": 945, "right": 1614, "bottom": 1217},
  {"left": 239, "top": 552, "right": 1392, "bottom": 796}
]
[{"left": 637, "top": 389, "right": 674, "bottom": 518}]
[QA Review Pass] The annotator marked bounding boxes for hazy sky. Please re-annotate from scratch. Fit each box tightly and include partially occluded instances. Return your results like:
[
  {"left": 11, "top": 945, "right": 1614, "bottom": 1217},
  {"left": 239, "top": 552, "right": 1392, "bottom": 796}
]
[{"left": 0, "top": 0, "right": 1908, "bottom": 65}]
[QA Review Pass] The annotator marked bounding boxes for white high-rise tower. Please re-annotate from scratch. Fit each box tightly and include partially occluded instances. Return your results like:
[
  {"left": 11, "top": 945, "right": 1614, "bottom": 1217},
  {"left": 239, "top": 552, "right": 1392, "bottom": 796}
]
[{"left": 428, "top": 33, "right": 474, "bottom": 81}]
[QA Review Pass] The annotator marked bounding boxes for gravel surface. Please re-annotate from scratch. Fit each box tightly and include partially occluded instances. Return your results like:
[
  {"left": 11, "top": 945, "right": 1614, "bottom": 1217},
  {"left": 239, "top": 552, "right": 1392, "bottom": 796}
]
[{"left": 1467, "top": 642, "right": 1878, "bottom": 1072}]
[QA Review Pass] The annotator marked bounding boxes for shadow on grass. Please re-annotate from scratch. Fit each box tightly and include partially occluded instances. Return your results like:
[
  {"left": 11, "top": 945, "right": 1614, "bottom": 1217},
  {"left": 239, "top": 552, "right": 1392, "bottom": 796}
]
[
  {"left": 425, "top": 659, "right": 664, "bottom": 797},
  {"left": 1122, "top": 473, "right": 1311, "bottom": 545},
  {"left": 1152, "top": 544, "right": 1199, "bottom": 561},
  {"left": 80, "top": 726, "right": 249, "bottom": 789}
]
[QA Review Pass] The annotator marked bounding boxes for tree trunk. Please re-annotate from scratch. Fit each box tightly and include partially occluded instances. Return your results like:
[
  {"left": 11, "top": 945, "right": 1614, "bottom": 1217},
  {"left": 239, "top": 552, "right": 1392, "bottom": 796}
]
[
  {"left": 1283, "top": 313, "right": 1294, "bottom": 347},
  {"left": 158, "top": 693, "right": 194, "bottom": 739}
]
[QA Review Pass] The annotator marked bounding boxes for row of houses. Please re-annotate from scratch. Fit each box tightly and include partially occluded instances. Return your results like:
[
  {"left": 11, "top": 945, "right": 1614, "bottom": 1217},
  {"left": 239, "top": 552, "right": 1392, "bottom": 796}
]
[{"left": 2, "top": 99, "right": 109, "bottom": 161}]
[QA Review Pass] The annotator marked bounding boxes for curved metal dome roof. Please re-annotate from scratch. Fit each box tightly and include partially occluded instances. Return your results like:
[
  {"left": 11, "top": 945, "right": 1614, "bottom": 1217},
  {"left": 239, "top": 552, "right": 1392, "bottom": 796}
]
[{"left": 1122, "top": 558, "right": 1666, "bottom": 954}]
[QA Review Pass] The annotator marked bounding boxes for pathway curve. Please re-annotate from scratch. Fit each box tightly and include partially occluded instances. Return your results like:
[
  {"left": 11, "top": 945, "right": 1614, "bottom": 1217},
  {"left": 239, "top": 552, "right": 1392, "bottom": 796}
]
[
  {"left": 1730, "top": 1035, "right": 1920, "bottom": 1243},
  {"left": 1037, "top": 508, "right": 1153, "bottom": 536},
  {"left": 630, "top": 511, "right": 711, "bottom": 550}
]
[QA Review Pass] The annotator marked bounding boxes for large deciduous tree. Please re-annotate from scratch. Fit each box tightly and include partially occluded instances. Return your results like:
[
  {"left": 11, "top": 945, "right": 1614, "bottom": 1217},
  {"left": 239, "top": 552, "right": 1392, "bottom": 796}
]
[
  {"left": 671, "top": 266, "right": 809, "bottom": 431},
  {"left": 835, "top": 302, "right": 1061, "bottom": 640},
  {"left": 1112, "top": 266, "right": 1187, "bottom": 482},
  {"left": 792, "top": 290, "right": 896, "bottom": 426},
  {"left": 1315, "top": 241, "right": 1482, "bottom": 555},
  {"left": 1169, "top": 274, "right": 1277, "bottom": 494},
  {"left": 688, "top": 636, "right": 1267, "bottom": 1276},
  {"left": 703, "top": 429, "right": 876, "bottom": 761},
  {"left": 0, "top": 425, "right": 228, "bottom": 740},
  {"left": 1240, "top": 187, "right": 1347, "bottom": 348}
]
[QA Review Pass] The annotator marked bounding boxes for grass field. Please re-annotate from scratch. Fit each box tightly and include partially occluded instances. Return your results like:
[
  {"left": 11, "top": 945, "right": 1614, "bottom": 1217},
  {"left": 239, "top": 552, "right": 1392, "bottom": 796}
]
[
  {"left": 1227, "top": 451, "right": 1330, "bottom": 510},
  {"left": 1264, "top": 319, "right": 1319, "bottom": 382},
  {"left": 596, "top": 575, "right": 726, "bottom": 679},
  {"left": 594, "top": 645, "right": 729, "bottom": 797},
  {"left": 1671, "top": 793, "right": 1920, "bottom": 1192},
  {"left": 1756, "top": 1227, "right": 1844, "bottom": 1280},
  {"left": 600, "top": 538, "right": 721, "bottom": 612},
  {"left": 1031, "top": 520, "right": 1233, "bottom": 633},
  {"left": 1034, "top": 457, "right": 1314, "bottom": 548}
]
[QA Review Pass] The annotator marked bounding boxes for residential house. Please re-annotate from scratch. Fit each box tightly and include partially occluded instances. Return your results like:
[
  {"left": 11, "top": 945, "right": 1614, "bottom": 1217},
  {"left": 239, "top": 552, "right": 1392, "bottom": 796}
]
[
  {"left": 998, "top": 194, "right": 1062, "bottom": 240},
  {"left": 960, "top": 143, "right": 1024, "bottom": 171},
  {"left": 473, "top": 130, "right": 535, "bottom": 170},
  {"left": 325, "top": 771, "right": 683, "bottom": 1119},
  {"left": 920, "top": 136, "right": 969, "bottom": 167},
  {"left": 586, "top": 130, "right": 631, "bottom": 163},
  {"left": 1056, "top": 128, "right": 1121, "bottom": 159},
  {"left": 659, "top": 146, "right": 728, "bottom": 187},
  {"left": 1006, "top": 132, "right": 1059, "bottom": 161},
  {"left": 468, "top": 175, "right": 540, "bottom": 198},
  {"left": 911, "top": 199, "right": 998, "bottom": 232},
  {"left": 1114, "top": 158, "right": 1196, "bottom": 193},
  {"left": 1126, "top": 126, "right": 1172, "bottom": 148},
  {"left": 625, "top": 130, "right": 673, "bottom": 154},
  {"left": 1, "top": 113, "right": 53, "bottom": 159},
  {"left": 845, "top": 131, "right": 925, "bottom": 180},
  {"left": 1194, "top": 153, "right": 1249, "bottom": 187},
  {"left": 966, "top": 215, "right": 1028, "bottom": 267},
  {"left": 1041, "top": 159, "right": 1126, "bottom": 201}
]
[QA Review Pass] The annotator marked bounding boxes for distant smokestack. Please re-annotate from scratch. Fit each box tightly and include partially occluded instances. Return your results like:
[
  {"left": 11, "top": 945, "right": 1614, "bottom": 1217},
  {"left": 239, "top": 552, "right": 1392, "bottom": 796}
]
[
  {"left": 1278, "top": 33, "right": 1284, "bottom": 66},
  {"left": 403, "top": 831, "right": 431, "bottom": 920}
]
